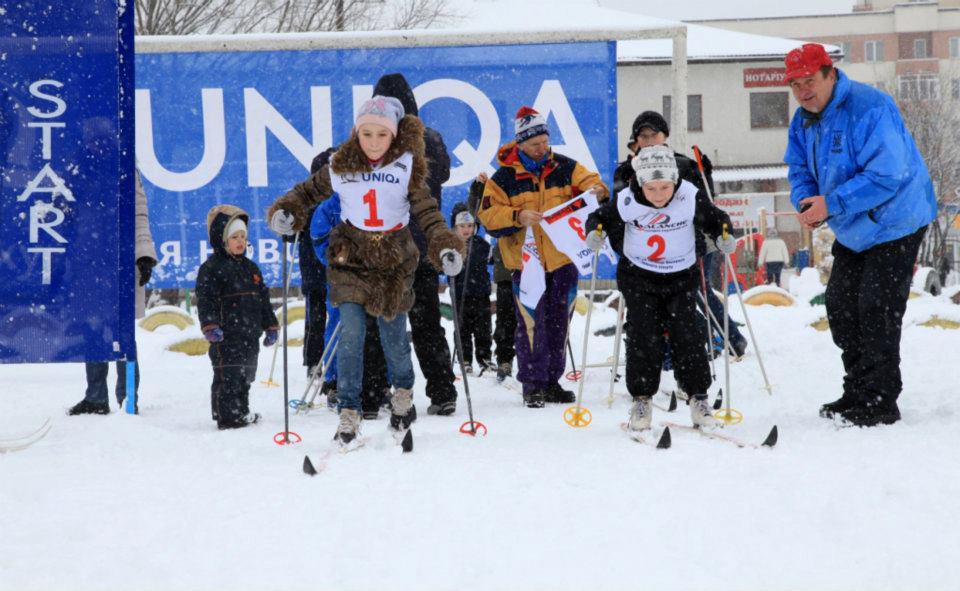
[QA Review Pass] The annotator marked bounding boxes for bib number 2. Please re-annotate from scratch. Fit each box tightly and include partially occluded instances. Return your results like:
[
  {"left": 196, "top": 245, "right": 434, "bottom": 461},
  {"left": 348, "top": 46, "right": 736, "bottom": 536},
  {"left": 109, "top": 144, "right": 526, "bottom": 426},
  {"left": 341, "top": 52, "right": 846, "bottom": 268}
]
[
  {"left": 647, "top": 235, "right": 665, "bottom": 262},
  {"left": 363, "top": 189, "right": 384, "bottom": 227}
]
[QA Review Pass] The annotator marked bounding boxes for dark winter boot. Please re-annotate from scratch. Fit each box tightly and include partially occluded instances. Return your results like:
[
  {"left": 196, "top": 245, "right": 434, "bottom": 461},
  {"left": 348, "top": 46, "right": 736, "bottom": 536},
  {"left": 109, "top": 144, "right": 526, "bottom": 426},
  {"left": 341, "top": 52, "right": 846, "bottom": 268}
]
[
  {"left": 427, "top": 399, "right": 457, "bottom": 416},
  {"left": 496, "top": 361, "right": 512, "bottom": 382},
  {"left": 839, "top": 396, "right": 901, "bottom": 427},
  {"left": 68, "top": 400, "right": 110, "bottom": 416},
  {"left": 389, "top": 388, "right": 417, "bottom": 431},
  {"left": 218, "top": 412, "right": 261, "bottom": 430},
  {"left": 523, "top": 389, "right": 546, "bottom": 409},
  {"left": 544, "top": 383, "right": 575, "bottom": 404},
  {"left": 322, "top": 380, "right": 337, "bottom": 410},
  {"left": 819, "top": 394, "right": 859, "bottom": 419}
]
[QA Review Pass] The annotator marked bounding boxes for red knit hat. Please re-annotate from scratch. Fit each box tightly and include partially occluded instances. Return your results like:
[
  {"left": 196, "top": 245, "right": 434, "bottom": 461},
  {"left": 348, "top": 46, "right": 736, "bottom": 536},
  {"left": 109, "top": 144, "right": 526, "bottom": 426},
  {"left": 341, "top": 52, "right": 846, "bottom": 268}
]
[
  {"left": 784, "top": 44, "right": 833, "bottom": 82},
  {"left": 515, "top": 106, "right": 548, "bottom": 143}
]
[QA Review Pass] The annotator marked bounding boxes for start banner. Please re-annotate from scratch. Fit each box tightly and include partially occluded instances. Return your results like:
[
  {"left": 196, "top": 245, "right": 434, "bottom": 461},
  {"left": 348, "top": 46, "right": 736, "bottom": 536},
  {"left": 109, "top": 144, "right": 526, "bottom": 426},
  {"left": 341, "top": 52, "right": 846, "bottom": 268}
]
[
  {"left": 0, "top": 2, "right": 136, "bottom": 364},
  {"left": 135, "top": 40, "right": 618, "bottom": 287}
]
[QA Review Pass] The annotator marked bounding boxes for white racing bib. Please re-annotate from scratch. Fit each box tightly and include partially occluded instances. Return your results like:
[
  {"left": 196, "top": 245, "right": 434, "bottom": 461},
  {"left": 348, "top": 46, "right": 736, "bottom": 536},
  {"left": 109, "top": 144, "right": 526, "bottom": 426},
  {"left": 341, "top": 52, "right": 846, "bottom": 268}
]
[
  {"left": 331, "top": 152, "right": 413, "bottom": 232},
  {"left": 619, "top": 179, "right": 698, "bottom": 274}
]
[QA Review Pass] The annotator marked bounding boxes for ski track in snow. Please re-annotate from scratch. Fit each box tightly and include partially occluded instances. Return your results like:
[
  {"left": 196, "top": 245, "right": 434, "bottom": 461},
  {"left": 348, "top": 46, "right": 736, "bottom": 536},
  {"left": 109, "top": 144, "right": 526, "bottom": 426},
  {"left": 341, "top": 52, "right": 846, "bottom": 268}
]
[{"left": 1, "top": 295, "right": 959, "bottom": 590}]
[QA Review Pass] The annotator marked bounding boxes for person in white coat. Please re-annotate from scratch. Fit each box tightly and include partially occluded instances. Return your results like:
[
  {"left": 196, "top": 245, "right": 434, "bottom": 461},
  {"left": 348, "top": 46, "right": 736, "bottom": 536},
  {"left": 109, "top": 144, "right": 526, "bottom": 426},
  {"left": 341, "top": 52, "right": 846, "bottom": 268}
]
[
  {"left": 757, "top": 228, "right": 790, "bottom": 286},
  {"left": 69, "top": 170, "right": 158, "bottom": 415}
]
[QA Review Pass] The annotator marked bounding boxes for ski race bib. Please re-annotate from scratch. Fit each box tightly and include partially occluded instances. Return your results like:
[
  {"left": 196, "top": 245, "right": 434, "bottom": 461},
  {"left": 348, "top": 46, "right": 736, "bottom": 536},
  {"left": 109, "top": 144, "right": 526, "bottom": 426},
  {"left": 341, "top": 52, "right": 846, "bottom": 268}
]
[
  {"left": 518, "top": 226, "right": 546, "bottom": 311},
  {"left": 331, "top": 152, "right": 413, "bottom": 232},
  {"left": 619, "top": 180, "right": 698, "bottom": 274},
  {"left": 539, "top": 191, "right": 615, "bottom": 276}
]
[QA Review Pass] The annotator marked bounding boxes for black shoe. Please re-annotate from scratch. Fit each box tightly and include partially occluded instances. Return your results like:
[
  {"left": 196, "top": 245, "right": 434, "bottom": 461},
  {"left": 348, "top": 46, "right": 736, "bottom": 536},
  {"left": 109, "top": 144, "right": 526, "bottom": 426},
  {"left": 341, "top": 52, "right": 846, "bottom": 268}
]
[
  {"left": 544, "top": 383, "right": 575, "bottom": 404},
  {"left": 68, "top": 400, "right": 110, "bottom": 416},
  {"left": 322, "top": 380, "right": 337, "bottom": 410},
  {"left": 427, "top": 400, "right": 457, "bottom": 416},
  {"left": 820, "top": 395, "right": 859, "bottom": 419},
  {"left": 496, "top": 362, "right": 512, "bottom": 382},
  {"left": 731, "top": 336, "right": 748, "bottom": 358},
  {"left": 840, "top": 397, "right": 900, "bottom": 427},
  {"left": 218, "top": 413, "right": 261, "bottom": 430},
  {"left": 362, "top": 407, "right": 380, "bottom": 421},
  {"left": 523, "top": 390, "right": 546, "bottom": 408}
]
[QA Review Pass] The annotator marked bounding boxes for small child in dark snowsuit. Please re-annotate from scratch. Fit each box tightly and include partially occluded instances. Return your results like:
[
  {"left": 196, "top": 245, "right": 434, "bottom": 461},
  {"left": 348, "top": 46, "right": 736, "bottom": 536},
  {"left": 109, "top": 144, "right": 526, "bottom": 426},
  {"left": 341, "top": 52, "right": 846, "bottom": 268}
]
[
  {"left": 586, "top": 145, "right": 735, "bottom": 433},
  {"left": 449, "top": 201, "right": 494, "bottom": 376},
  {"left": 196, "top": 205, "right": 279, "bottom": 430}
]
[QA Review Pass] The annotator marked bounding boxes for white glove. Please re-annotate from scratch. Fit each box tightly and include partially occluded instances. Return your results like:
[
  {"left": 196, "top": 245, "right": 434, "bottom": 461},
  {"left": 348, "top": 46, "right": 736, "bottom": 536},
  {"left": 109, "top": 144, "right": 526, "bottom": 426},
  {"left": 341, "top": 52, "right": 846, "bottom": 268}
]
[
  {"left": 585, "top": 229, "right": 606, "bottom": 252},
  {"left": 269, "top": 209, "right": 296, "bottom": 236},
  {"left": 440, "top": 249, "right": 463, "bottom": 276},
  {"left": 716, "top": 235, "right": 737, "bottom": 254}
]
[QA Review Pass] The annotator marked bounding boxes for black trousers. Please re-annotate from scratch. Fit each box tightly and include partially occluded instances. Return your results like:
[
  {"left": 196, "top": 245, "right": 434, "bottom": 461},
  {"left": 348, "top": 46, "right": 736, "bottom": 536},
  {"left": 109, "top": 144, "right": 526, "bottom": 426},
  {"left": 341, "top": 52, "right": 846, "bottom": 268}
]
[
  {"left": 209, "top": 339, "right": 258, "bottom": 424},
  {"left": 303, "top": 287, "right": 327, "bottom": 371},
  {"left": 459, "top": 294, "right": 493, "bottom": 366},
  {"left": 825, "top": 227, "right": 925, "bottom": 403},
  {"left": 765, "top": 262, "right": 784, "bottom": 286},
  {"left": 622, "top": 286, "right": 711, "bottom": 398},
  {"left": 494, "top": 280, "right": 517, "bottom": 366},
  {"left": 362, "top": 261, "right": 457, "bottom": 404}
]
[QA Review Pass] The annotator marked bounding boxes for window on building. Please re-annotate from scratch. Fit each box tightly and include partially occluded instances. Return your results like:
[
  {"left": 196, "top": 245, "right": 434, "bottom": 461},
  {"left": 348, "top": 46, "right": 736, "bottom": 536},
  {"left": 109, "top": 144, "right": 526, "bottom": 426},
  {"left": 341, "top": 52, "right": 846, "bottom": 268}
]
[
  {"left": 837, "top": 42, "right": 852, "bottom": 63},
  {"left": 899, "top": 74, "right": 940, "bottom": 100},
  {"left": 952, "top": 79, "right": 960, "bottom": 100},
  {"left": 914, "top": 38, "right": 928, "bottom": 59},
  {"left": 950, "top": 37, "right": 960, "bottom": 59},
  {"left": 749, "top": 92, "right": 789, "bottom": 129},
  {"left": 865, "top": 40, "right": 884, "bottom": 62},
  {"left": 661, "top": 94, "right": 703, "bottom": 132}
]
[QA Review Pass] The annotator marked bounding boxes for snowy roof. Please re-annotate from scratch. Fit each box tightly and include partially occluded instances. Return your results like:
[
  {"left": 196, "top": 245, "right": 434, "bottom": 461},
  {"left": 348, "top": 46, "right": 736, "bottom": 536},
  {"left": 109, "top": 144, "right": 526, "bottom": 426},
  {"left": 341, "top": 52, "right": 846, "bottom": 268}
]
[{"left": 713, "top": 166, "right": 790, "bottom": 183}]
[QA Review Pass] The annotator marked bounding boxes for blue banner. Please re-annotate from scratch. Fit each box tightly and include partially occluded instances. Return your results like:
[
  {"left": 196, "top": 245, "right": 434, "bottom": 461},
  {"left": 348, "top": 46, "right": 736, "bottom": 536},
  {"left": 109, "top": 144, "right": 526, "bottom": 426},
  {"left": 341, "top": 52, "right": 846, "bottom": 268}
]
[
  {"left": 0, "top": 2, "right": 136, "bottom": 364},
  {"left": 135, "top": 41, "right": 618, "bottom": 287}
]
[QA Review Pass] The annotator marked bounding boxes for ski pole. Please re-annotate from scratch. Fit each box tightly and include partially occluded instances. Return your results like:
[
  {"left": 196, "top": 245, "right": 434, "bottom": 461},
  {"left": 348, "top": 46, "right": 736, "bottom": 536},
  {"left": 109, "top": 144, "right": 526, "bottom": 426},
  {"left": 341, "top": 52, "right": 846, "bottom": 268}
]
[
  {"left": 719, "top": 226, "right": 735, "bottom": 423},
  {"left": 722, "top": 252, "right": 774, "bottom": 395},
  {"left": 698, "top": 258, "right": 719, "bottom": 382},
  {"left": 445, "top": 254, "right": 486, "bottom": 437},
  {"left": 692, "top": 145, "right": 715, "bottom": 202},
  {"left": 565, "top": 227, "right": 601, "bottom": 428},
  {"left": 565, "top": 336, "right": 581, "bottom": 382},
  {"left": 295, "top": 321, "right": 340, "bottom": 413},
  {"left": 277, "top": 234, "right": 299, "bottom": 444},
  {"left": 604, "top": 290, "right": 626, "bottom": 408}
]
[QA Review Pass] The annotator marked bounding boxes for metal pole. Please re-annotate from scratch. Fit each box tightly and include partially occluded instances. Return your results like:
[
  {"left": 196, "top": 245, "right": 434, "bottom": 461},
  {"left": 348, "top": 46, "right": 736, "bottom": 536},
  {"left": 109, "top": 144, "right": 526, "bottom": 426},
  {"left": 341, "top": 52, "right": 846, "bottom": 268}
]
[
  {"left": 573, "top": 249, "right": 601, "bottom": 413},
  {"left": 723, "top": 254, "right": 774, "bottom": 395},
  {"left": 605, "top": 291, "right": 625, "bottom": 408},
  {"left": 447, "top": 274, "right": 479, "bottom": 434}
]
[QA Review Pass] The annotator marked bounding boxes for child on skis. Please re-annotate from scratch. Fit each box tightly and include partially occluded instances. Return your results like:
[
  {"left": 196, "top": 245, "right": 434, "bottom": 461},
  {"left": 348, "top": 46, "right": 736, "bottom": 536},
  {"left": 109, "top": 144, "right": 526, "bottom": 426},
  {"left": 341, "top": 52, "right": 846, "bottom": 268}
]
[
  {"left": 585, "top": 145, "right": 736, "bottom": 433},
  {"left": 196, "top": 205, "right": 279, "bottom": 430},
  {"left": 448, "top": 201, "right": 494, "bottom": 379},
  {"left": 272, "top": 96, "right": 463, "bottom": 447}
]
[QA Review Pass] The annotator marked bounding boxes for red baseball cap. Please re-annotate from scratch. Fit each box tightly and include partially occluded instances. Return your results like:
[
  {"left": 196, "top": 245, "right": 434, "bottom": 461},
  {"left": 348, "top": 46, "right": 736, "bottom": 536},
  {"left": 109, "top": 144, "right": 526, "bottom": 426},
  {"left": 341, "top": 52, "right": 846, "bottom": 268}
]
[{"left": 784, "top": 43, "right": 833, "bottom": 82}]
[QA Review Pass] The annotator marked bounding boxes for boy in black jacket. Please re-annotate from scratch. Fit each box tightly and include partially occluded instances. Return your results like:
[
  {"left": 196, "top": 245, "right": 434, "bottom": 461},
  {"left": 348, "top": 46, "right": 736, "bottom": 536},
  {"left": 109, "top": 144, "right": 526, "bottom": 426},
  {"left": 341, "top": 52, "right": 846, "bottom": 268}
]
[
  {"left": 586, "top": 146, "right": 736, "bottom": 434},
  {"left": 448, "top": 201, "right": 494, "bottom": 380},
  {"left": 197, "top": 205, "right": 279, "bottom": 430}
]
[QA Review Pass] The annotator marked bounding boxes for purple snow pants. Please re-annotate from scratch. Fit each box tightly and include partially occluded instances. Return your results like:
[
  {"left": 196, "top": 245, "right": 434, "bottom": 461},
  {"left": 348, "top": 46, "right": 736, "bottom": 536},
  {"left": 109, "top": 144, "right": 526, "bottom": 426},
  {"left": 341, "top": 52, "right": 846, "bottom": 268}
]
[{"left": 512, "top": 263, "right": 579, "bottom": 395}]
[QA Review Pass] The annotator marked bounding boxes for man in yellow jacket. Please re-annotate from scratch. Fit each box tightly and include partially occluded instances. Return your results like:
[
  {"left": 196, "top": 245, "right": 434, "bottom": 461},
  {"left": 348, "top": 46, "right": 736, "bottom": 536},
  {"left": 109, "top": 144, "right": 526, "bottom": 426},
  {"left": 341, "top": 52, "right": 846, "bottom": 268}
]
[{"left": 478, "top": 106, "right": 608, "bottom": 408}]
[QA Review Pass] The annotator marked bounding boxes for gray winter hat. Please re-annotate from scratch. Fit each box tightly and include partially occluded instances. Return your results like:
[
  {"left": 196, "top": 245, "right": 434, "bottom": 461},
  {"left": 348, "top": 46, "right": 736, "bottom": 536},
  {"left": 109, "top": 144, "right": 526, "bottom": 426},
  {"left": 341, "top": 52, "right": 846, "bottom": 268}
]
[{"left": 631, "top": 145, "right": 679, "bottom": 186}]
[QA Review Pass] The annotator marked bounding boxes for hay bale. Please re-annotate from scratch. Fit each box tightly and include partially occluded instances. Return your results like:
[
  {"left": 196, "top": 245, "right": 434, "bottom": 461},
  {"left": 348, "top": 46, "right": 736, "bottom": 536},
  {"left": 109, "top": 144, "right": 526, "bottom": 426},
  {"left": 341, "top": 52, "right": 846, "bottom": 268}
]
[
  {"left": 810, "top": 317, "right": 830, "bottom": 332},
  {"left": 167, "top": 338, "right": 210, "bottom": 356},
  {"left": 276, "top": 303, "right": 306, "bottom": 325},
  {"left": 919, "top": 316, "right": 960, "bottom": 330},
  {"left": 140, "top": 310, "right": 195, "bottom": 332}
]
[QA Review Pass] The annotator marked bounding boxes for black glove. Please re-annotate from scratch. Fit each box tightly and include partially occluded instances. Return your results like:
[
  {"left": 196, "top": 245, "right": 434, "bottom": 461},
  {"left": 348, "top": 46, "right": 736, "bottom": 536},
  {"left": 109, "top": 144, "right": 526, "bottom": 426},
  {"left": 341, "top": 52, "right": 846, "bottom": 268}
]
[{"left": 136, "top": 257, "right": 156, "bottom": 287}]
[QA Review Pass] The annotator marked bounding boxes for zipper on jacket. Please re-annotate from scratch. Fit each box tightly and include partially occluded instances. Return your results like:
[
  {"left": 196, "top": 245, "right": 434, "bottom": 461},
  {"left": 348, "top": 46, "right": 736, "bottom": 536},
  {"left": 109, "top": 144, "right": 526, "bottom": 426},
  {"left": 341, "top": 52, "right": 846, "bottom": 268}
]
[{"left": 812, "top": 122, "right": 821, "bottom": 183}]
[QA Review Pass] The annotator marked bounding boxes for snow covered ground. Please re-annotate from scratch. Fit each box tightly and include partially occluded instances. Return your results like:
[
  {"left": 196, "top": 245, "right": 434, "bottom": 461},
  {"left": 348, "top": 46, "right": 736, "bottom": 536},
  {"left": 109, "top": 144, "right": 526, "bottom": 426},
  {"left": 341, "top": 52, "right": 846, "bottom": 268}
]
[{"left": 2, "top": 290, "right": 960, "bottom": 590}]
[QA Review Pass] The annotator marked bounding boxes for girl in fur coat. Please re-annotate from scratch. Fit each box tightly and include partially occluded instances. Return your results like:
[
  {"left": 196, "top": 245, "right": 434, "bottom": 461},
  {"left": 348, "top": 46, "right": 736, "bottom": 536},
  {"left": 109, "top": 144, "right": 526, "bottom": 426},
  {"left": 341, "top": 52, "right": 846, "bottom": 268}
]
[{"left": 270, "top": 96, "right": 463, "bottom": 447}]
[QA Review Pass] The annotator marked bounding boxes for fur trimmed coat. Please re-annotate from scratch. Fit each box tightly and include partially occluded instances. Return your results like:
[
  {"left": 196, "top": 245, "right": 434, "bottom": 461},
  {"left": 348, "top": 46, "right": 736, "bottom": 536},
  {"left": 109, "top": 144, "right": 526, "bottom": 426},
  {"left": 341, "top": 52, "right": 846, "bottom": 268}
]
[{"left": 268, "top": 115, "right": 462, "bottom": 319}]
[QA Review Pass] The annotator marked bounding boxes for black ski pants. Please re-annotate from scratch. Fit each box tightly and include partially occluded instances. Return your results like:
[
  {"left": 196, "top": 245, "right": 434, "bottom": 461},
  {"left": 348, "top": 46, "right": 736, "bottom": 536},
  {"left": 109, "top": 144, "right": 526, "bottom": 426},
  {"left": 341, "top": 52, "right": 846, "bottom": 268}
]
[
  {"left": 622, "top": 285, "right": 711, "bottom": 398},
  {"left": 208, "top": 338, "right": 258, "bottom": 425},
  {"left": 494, "top": 280, "right": 517, "bottom": 367},
  {"left": 459, "top": 294, "right": 493, "bottom": 367},
  {"left": 302, "top": 286, "right": 327, "bottom": 372},
  {"left": 825, "top": 226, "right": 925, "bottom": 404}
]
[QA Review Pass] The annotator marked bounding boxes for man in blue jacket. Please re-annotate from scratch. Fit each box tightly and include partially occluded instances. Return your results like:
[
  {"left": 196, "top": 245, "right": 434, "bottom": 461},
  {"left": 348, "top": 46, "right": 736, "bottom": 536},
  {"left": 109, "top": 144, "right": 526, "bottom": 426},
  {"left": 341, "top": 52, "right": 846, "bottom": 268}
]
[{"left": 784, "top": 44, "right": 937, "bottom": 427}]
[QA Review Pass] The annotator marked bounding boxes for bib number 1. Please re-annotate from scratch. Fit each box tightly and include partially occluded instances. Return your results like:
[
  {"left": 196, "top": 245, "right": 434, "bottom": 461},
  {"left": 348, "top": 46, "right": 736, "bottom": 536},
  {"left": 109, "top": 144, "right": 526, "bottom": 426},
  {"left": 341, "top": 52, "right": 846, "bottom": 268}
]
[{"left": 363, "top": 189, "right": 384, "bottom": 227}]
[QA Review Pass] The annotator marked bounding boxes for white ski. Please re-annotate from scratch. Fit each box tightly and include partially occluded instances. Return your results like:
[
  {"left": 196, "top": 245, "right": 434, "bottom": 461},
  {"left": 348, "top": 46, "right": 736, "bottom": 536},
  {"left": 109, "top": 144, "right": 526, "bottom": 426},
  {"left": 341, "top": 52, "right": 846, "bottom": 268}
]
[
  {"left": 620, "top": 423, "right": 672, "bottom": 448},
  {"left": 0, "top": 418, "right": 52, "bottom": 454},
  {"left": 660, "top": 421, "right": 778, "bottom": 449}
]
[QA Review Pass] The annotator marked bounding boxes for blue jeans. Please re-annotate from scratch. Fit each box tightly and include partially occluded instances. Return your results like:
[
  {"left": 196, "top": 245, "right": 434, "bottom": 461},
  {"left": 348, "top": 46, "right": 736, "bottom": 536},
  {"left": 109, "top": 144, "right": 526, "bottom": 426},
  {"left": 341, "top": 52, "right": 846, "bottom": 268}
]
[
  {"left": 85, "top": 359, "right": 139, "bottom": 405},
  {"left": 335, "top": 303, "right": 414, "bottom": 411}
]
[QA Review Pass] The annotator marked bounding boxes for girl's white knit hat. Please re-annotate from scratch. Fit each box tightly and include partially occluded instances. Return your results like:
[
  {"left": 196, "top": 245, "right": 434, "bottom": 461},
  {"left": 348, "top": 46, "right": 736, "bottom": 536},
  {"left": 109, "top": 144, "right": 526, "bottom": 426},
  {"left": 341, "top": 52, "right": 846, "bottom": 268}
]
[{"left": 355, "top": 95, "right": 405, "bottom": 136}]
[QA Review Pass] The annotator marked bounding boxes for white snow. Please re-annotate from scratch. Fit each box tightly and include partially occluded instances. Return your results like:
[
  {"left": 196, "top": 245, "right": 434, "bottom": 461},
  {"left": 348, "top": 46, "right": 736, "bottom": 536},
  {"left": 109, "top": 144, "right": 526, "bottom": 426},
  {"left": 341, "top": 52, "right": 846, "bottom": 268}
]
[{"left": 2, "top": 290, "right": 960, "bottom": 590}]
